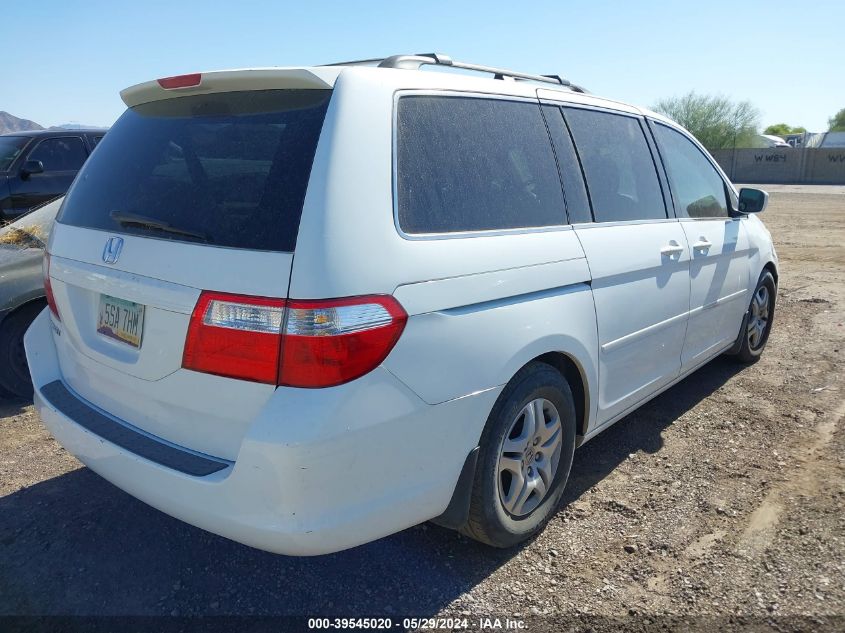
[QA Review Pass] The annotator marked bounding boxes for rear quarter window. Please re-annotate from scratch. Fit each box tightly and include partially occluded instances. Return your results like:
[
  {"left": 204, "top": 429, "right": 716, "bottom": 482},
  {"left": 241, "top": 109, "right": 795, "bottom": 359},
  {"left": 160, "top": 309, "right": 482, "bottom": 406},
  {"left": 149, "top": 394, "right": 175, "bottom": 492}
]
[
  {"left": 396, "top": 96, "right": 566, "bottom": 234},
  {"left": 58, "top": 90, "right": 331, "bottom": 252}
]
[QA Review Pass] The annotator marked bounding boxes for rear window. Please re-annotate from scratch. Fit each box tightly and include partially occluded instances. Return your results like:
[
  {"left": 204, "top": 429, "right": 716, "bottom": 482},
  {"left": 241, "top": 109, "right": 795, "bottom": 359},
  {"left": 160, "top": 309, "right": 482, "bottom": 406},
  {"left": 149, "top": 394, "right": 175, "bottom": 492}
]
[
  {"left": 58, "top": 90, "right": 331, "bottom": 252},
  {"left": 396, "top": 96, "right": 566, "bottom": 234}
]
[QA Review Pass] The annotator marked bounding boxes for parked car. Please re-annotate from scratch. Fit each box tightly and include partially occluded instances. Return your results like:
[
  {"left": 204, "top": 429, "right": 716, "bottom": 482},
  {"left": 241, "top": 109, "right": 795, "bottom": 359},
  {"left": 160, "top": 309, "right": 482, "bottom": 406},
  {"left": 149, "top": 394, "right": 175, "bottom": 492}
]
[
  {"left": 757, "top": 134, "right": 791, "bottom": 149},
  {"left": 0, "top": 196, "right": 61, "bottom": 397},
  {"left": 0, "top": 130, "right": 104, "bottom": 220},
  {"left": 25, "top": 55, "right": 777, "bottom": 555}
]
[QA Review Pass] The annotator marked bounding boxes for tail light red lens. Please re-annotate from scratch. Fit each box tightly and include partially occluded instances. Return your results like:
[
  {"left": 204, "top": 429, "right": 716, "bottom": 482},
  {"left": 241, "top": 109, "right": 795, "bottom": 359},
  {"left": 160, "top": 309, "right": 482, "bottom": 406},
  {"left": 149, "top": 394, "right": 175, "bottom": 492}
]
[
  {"left": 43, "top": 253, "right": 61, "bottom": 321},
  {"left": 278, "top": 296, "right": 407, "bottom": 388},
  {"left": 182, "top": 292, "right": 407, "bottom": 388},
  {"left": 182, "top": 292, "right": 285, "bottom": 384}
]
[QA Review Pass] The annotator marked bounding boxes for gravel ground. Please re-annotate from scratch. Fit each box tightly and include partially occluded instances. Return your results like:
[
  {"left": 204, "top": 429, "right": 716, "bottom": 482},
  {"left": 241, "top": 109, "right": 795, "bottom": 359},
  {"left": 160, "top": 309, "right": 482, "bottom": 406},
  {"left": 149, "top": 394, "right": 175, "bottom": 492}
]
[{"left": 0, "top": 185, "right": 843, "bottom": 631}]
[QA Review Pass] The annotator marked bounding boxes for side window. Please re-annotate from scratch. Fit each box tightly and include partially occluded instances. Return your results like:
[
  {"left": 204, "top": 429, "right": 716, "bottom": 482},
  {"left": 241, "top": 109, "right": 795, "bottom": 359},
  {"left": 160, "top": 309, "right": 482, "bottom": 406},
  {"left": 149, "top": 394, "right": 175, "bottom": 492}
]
[
  {"left": 653, "top": 123, "right": 729, "bottom": 219},
  {"left": 0, "top": 136, "right": 29, "bottom": 171},
  {"left": 396, "top": 96, "right": 566, "bottom": 234},
  {"left": 564, "top": 108, "right": 666, "bottom": 223},
  {"left": 91, "top": 135, "right": 105, "bottom": 148},
  {"left": 27, "top": 137, "right": 87, "bottom": 172},
  {"left": 541, "top": 105, "right": 592, "bottom": 224}
]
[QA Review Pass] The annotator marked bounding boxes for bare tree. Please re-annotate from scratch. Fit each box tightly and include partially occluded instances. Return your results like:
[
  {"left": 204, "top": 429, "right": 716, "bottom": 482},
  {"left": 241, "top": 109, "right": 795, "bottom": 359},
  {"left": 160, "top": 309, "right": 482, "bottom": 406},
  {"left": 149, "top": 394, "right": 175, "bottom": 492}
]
[{"left": 653, "top": 92, "right": 760, "bottom": 150}]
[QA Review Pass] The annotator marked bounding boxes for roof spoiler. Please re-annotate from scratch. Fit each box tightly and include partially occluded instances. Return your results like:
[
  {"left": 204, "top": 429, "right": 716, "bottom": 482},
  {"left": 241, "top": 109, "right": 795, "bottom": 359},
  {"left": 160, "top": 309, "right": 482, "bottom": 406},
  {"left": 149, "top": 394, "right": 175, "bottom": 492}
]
[{"left": 120, "top": 68, "right": 339, "bottom": 108}]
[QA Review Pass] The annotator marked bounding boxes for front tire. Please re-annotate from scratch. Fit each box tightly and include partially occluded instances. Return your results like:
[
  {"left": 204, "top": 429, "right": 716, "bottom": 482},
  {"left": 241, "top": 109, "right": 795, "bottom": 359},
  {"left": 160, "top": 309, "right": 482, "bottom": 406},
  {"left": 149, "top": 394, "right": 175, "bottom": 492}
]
[
  {"left": 0, "top": 302, "right": 44, "bottom": 399},
  {"left": 462, "top": 362, "right": 576, "bottom": 548},
  {"left": 733, "top": 271, "right": 776, "bottom": 364}
]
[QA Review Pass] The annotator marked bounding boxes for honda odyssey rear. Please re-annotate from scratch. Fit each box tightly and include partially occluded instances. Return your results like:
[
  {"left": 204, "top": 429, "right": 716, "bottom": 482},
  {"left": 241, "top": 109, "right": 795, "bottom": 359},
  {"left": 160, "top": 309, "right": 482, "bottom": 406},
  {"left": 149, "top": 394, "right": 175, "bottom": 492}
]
[{"left": 26, "top": 55, "right": 778, "bottom": 554}]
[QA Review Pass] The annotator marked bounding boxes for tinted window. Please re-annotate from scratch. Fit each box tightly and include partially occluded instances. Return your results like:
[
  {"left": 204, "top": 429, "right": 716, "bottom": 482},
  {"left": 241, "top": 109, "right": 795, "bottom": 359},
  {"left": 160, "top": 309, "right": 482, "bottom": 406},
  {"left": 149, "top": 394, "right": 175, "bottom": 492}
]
[
  {"left": 0, "top": 136, "right": 28, "bottom": 171},
  {"left": 91, "top": 135, "right": 105, "bottom": 148},
  {"left": 58, "top": 90, "right": 331, "bottom": 252},
  {"left": 28, "top": 137, "right": 87, "bottom": 171},
  {"left": 653, "top": 123, "right": 729, "bottom": 218},
  {"left": 397, "top": 96, "right": 566, "bottom": 234},
  {"left": 541, "top": 105, "right": 592, "bottom": 224},
  {"left": 564, "top": 108, "right": 666, "bottom": 223}
]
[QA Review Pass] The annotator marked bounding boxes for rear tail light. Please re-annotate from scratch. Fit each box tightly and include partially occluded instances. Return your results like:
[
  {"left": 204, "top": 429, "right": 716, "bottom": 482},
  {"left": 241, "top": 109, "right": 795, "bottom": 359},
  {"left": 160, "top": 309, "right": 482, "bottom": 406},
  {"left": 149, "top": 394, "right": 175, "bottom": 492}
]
[
  {"left": 43, "top": 253, "right": 61, "bottom": 321},
  {"left": 279, "top": 296, "right": 407, "bottom": 388},
  {"left": 182, "top": 292, "right": 285, "bottom": 384},
  {"left": 182, "top": 292, "right": 407, "bottom": 388}
]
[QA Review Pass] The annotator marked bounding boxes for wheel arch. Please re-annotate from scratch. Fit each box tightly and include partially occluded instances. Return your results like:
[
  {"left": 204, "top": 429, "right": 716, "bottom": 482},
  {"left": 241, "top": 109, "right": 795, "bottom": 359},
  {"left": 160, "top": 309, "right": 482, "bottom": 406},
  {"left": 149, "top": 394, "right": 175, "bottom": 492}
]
[
  {"left": 532, "top": 351, "right": 590, "bottom": 440},
  {"left": 432, "top": 347, "right": 593, "bottom": 531},
  {"left": 762, "top": 259, "right": 779, "bottom": 286}
]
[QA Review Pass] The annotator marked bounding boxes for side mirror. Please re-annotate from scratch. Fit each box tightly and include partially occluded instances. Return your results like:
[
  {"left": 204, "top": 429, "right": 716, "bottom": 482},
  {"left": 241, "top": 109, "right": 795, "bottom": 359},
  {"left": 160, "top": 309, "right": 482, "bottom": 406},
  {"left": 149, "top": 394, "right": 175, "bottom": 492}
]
[
  {"left": 737, "top": 187, "right": 768, "bottom": 214},
  {"left": 20, "top": 160, "right": 45, "bottom": 179}
]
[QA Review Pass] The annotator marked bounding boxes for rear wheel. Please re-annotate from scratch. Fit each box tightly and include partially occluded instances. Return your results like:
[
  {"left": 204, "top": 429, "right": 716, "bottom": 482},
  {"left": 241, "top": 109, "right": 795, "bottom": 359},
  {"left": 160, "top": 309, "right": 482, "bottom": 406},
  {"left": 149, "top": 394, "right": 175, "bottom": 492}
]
[
  {"left": 0, "top": 302, "right": 45, "bottom": 399},
  {"left": 733, "top": 271, "right": 776, "bottom": 364},
  {"left": 462, "top": 362, "right": 576, "bottom": 548}
]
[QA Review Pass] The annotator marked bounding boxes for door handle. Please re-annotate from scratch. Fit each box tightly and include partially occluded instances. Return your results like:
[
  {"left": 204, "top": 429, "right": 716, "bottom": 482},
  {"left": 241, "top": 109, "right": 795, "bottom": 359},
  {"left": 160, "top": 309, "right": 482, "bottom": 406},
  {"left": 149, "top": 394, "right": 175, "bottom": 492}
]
[
  {"left": 693, "top": 238, "right": 713, "bottom": 252},
  {"left": 660, "top": 242, "right": 684, "bottom": 257}
]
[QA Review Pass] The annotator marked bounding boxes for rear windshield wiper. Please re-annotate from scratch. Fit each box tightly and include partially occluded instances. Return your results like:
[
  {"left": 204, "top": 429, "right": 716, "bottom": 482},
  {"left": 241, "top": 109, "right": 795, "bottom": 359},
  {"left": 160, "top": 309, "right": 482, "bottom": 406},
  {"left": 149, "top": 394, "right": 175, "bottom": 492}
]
[{"left": 110, "top": 211, "right": 210, "bottom": 243}]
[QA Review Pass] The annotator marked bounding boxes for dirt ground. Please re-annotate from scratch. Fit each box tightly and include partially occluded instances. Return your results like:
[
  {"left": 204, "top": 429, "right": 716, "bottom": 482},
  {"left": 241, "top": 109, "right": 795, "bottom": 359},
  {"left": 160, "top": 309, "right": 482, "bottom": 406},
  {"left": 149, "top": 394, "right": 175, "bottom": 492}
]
[{"left": 0, "top": 185, "right": 843, "bottom": 631}]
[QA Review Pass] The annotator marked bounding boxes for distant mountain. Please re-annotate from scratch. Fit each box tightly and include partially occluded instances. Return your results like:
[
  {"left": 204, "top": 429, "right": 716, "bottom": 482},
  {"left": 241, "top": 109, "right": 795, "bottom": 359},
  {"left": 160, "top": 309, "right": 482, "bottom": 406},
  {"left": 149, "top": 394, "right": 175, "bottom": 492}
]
[
  {"left": 0, "top": 111, "right": 44, "bottom": 134},
  {"left": 49, "top": 123, "right": 109, "bottom": 131}
]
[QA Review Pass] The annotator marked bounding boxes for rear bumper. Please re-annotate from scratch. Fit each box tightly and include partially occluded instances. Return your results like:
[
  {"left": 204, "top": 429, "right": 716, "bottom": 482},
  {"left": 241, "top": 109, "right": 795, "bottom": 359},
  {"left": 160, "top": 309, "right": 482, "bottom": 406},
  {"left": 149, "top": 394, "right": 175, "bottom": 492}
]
[{"left": 25, "top": 309, "right": 500, "bottom": 555}]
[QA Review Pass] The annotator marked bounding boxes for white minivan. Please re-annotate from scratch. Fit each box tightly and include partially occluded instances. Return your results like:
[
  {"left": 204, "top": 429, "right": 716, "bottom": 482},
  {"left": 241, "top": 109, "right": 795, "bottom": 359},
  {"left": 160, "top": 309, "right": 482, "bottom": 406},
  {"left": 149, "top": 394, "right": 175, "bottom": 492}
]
[{"left": 25, "top": 54, "right": 777, "bottom": 555}]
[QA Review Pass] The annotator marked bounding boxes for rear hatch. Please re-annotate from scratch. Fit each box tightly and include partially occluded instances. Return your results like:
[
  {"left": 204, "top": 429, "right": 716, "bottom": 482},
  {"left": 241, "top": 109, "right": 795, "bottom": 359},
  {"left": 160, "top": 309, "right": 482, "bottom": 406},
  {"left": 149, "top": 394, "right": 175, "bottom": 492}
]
[{"left": 45, "top": 82, "right": 332, "bottom": 461}]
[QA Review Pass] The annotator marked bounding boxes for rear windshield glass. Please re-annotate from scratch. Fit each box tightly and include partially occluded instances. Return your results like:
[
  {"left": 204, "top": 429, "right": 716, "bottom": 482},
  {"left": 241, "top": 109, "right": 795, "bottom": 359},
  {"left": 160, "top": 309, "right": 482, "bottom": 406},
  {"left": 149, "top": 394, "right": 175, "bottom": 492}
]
[
  {"left": 0, "top": 136, "right": 29, "bottom": 171},
  {"left": 58, "top": 90, "right": 331, "bottom": 252}
]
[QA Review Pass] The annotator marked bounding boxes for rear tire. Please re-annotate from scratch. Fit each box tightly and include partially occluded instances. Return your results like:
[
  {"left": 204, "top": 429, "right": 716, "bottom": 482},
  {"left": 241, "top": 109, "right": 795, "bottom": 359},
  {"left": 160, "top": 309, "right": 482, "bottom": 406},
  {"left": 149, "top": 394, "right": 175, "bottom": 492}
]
[
  {"left": 462, "top": 362, "right": 576, "bottom": 548},
  {"left": 0, "top": 302, "right": 45, "bottom": 399},
  {"left": 732, "top": 271, "right": 776, "bottom": 364}
]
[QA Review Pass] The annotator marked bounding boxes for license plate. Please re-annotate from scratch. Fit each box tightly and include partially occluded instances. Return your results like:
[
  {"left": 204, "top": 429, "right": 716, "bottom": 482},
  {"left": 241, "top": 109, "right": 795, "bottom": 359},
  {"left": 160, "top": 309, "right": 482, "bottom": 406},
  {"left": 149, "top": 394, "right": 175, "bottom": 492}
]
[{"left": 97, "top": 294, "right": 145, "bottom": 349}]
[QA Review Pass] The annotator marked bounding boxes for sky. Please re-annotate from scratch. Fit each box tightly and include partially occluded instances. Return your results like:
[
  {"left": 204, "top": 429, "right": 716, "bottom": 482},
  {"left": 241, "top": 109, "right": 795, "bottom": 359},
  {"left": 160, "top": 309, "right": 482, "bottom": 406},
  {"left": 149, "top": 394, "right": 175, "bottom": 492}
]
[{"left": 3, "top": 0, "right": 843, "bottom": 132}]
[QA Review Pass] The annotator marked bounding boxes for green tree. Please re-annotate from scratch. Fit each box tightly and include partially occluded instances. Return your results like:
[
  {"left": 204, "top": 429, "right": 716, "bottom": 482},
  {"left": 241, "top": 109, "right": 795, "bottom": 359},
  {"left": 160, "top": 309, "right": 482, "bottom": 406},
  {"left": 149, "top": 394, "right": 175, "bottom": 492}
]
[
  {"left": 652, "top": 92, "right": 760, "bottom": 150},
  {"left": 829, "top": 108, "right": 845, "bottom": 132},
  {"left": 763, "top": 123, "right": 807, "bottom": 136}
]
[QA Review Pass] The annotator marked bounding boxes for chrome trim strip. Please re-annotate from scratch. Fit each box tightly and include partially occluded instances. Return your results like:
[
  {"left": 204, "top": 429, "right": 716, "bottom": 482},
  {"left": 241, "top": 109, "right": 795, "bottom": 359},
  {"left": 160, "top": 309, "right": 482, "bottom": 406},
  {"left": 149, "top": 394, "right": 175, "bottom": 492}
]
[{"left": 573, "top": 217, "right": 678, "bottom": 229}]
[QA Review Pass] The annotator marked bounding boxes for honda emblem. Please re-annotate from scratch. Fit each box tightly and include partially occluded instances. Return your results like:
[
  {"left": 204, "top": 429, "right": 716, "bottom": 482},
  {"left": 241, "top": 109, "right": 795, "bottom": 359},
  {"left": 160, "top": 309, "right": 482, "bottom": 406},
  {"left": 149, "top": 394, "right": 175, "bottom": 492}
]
[{"left": 102, "top": 237, "right": 124, "bottom": 264}]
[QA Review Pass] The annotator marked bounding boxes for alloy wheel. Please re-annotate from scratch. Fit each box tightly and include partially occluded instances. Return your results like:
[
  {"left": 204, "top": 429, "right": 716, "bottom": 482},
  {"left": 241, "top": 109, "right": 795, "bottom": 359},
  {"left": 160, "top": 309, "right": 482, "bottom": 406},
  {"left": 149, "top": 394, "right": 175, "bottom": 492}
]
[
  {"left": 497, "top": 398, "right": 563, "bottom": 517},
  {"left": 748, "top": 285, "right": 770, "bottom": 349}
]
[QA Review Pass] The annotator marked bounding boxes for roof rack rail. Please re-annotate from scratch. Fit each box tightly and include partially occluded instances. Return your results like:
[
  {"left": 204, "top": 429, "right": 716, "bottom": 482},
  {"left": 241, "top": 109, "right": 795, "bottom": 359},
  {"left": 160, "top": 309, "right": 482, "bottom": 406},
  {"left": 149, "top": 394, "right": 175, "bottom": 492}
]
[
  {"left": 323, "top": 53, "right": 588, "bottom": 93},
  {"left": 321, "top": 57, "right": 385, "bottom": 67}
]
